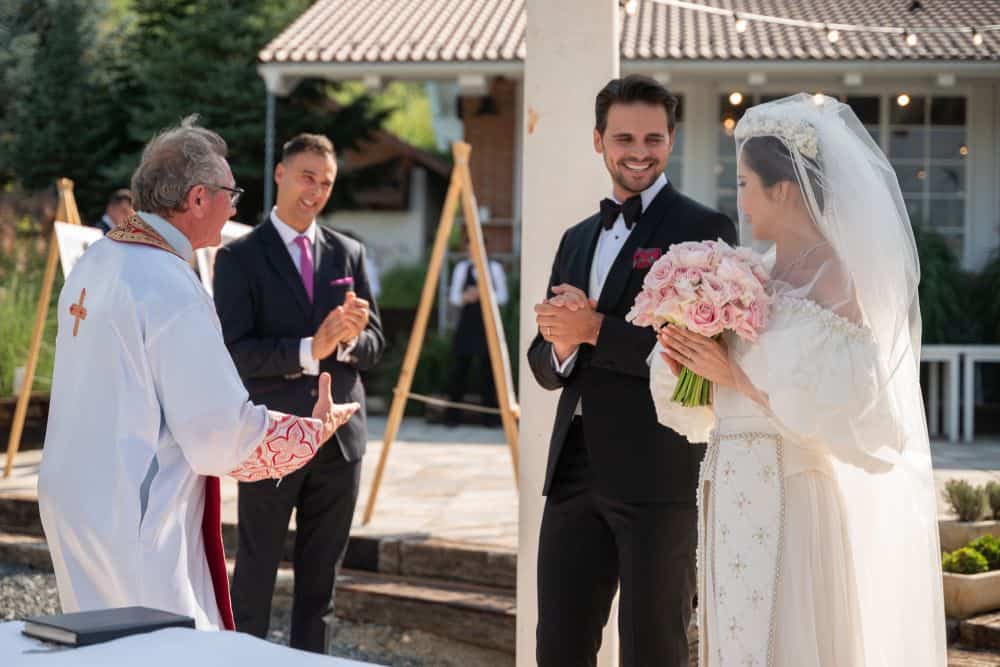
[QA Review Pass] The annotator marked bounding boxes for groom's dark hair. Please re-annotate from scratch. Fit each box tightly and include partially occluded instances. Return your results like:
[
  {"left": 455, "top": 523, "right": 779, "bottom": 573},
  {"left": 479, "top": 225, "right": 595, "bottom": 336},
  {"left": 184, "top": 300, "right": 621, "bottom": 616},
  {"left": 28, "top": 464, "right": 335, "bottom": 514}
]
[{"left": 595, "top": 75, "right": 678, "bottom": 135}]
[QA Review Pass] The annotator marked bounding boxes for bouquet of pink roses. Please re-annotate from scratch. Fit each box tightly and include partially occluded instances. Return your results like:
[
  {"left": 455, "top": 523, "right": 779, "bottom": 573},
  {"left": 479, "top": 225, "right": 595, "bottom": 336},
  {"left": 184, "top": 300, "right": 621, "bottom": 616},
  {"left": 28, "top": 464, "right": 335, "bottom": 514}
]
[{"left": 627, "top": 239, "right": 771, "bottom": 406}]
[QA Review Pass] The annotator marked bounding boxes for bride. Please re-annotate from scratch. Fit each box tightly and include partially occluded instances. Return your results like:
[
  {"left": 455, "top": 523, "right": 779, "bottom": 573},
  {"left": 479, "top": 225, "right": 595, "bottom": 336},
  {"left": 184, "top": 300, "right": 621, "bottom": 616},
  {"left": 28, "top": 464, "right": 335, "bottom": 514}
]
[{"left": 651, "top": 94, "right": 946, "bottom": 666}]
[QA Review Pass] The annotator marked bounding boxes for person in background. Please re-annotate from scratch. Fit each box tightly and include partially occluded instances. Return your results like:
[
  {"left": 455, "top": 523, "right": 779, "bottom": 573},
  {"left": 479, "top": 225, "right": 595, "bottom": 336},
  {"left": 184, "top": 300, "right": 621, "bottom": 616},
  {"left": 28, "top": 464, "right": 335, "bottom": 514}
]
[
  {"left": 94, "top": 188, "right": 134, "bottom": 234},
  {"left": 445, "top": 233, "right": 509, "bottom": 426}
]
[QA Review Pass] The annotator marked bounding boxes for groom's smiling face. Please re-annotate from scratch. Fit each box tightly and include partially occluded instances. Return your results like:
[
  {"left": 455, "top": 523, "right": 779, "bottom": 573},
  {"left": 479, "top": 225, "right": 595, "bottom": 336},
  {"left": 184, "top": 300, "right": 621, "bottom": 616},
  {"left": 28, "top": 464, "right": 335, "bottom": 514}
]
[{"left": 594, "top": 102, "right": 673, "bottom": 200}]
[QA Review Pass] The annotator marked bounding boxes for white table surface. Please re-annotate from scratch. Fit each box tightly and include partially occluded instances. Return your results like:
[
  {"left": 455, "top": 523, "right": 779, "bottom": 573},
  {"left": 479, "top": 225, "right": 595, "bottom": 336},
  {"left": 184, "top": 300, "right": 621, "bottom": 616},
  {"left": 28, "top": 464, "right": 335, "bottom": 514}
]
[{"left": 0, "top": 621, "right": 381, "bottom": 667}]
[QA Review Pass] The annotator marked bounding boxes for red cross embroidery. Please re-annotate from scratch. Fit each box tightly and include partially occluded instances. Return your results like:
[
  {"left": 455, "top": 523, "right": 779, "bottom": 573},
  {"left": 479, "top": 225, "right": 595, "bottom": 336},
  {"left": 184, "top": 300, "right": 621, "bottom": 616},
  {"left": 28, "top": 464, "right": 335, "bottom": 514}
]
[{"left": 69, "top": 288, "right": 87, "bottom": 337}]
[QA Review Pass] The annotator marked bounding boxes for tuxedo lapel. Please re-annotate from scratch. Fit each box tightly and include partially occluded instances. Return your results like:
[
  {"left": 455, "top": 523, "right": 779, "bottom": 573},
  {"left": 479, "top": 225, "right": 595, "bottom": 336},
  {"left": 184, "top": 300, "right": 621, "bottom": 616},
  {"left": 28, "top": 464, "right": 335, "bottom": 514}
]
[
  {"left": 597, "top": 183, "right": 680, "bottom": 313},
  {"left": 260, "top": 221, "right": 312, "bottom": 318},
  {"left": 574, "top": 215, "right": 603, "bottom": 291}
]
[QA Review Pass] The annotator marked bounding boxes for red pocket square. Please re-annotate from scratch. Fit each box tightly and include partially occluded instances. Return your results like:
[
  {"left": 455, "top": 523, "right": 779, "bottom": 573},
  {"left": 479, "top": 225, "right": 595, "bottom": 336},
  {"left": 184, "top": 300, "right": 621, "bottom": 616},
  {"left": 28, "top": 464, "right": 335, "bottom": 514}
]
[{"left": 632, "top": 247, "right": 662, "bottom": 269}]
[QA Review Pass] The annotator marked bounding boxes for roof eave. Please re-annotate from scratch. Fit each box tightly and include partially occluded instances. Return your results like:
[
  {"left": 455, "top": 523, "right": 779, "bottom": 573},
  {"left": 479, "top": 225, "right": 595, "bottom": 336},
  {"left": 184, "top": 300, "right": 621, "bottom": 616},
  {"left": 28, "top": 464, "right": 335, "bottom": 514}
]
[{"left": 259, "top": 57, "right": 1000, "bottom": 92}]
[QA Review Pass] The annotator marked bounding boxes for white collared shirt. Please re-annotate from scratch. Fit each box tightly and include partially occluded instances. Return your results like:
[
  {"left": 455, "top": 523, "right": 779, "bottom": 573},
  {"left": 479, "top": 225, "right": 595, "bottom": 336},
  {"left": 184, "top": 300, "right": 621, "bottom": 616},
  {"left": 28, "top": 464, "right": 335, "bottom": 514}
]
[
  {"left": 551, "top": 173, "right": 668, "bottom": 414},
  {"left": 270, "top": 208, "right": 356, "bottom": 374},
  {"left": 448, "top": 259, "right": 510, "bottom": 307}
]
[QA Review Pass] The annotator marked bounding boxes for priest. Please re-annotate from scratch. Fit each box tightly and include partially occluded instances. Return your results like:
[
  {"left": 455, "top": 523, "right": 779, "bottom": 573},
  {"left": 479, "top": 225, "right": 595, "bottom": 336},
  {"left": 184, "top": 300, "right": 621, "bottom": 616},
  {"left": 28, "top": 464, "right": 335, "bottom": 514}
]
[{"left": 37, "top": 115, "right": 359, "bottom": 631}]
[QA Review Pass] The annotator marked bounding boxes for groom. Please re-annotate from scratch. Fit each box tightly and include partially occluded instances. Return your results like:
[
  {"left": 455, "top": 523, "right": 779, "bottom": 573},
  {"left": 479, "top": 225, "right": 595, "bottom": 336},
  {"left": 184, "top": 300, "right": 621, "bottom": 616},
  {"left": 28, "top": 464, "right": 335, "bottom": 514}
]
[{"left": 528, "top": 75, "right": 736, "bottom": 666}]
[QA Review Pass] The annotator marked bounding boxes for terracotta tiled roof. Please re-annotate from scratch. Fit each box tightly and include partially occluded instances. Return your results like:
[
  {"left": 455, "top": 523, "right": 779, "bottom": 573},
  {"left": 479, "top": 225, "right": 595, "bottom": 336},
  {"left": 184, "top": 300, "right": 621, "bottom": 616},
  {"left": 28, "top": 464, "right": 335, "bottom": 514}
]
[{"left": 259, "top": 0, "right": 999, "bottom": 65}]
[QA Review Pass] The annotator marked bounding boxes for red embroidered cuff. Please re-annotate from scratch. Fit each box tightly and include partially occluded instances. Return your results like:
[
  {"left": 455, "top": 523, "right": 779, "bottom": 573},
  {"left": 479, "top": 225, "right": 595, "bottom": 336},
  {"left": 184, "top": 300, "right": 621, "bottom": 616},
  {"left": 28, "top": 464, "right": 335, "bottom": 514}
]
[{"left": 228, "top": 411, "right": 323, "bottom": 482}]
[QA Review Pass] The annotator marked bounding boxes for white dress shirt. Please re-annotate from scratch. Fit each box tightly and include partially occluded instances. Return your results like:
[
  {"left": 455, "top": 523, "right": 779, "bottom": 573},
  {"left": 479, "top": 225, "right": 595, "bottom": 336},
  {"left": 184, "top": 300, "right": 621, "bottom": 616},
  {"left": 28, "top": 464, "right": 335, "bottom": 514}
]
[
  {"left": 270, "top": 209, "right": 356, "bottom": 375},
  {"left": 448, "top": 259, "right": 510, "bottom": 307},
  {"left": 551, "top": 173, "right": 668, "bottom": 414}
]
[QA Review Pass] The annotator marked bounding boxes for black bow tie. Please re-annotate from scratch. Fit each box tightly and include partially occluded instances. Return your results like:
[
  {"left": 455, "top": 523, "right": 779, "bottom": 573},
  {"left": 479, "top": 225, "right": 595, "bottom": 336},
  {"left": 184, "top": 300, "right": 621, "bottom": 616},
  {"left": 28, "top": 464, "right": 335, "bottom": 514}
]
[{"left": 599, "top": 195, "right": 643, "bottom": 230}]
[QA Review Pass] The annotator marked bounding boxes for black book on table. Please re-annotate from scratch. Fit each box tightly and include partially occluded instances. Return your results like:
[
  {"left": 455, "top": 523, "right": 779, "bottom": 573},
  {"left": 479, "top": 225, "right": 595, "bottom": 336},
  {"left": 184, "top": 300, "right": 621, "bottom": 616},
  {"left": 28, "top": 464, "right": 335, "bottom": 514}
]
[{"left": 21, "top": 606, "right": 195, "bottom": 646}]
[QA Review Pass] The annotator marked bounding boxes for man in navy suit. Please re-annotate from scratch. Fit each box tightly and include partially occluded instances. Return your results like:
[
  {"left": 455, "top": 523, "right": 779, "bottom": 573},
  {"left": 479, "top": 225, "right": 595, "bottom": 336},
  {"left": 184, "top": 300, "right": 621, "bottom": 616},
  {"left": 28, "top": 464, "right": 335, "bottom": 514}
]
[{"left": 213, "top": 134, "right": 384, "bottom": 652}]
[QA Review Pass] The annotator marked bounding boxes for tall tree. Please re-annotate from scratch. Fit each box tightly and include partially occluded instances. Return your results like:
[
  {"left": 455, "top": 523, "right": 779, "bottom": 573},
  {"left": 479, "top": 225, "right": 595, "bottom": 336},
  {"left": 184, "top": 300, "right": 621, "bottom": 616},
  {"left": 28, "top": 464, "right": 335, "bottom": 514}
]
[
  {"left": 115, "top": 0, "right": 391, "bottom": 224},
  {"left": 2, "top": 2, "right": 96, "bottom": 195}
]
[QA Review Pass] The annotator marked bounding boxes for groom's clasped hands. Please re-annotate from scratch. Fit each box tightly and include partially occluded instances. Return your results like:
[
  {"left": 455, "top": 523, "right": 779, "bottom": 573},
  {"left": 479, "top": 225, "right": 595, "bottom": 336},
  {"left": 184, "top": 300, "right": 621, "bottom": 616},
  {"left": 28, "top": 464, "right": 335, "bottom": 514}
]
[{"left": 535, "top": 284, "right": 603, "bottom": 362}]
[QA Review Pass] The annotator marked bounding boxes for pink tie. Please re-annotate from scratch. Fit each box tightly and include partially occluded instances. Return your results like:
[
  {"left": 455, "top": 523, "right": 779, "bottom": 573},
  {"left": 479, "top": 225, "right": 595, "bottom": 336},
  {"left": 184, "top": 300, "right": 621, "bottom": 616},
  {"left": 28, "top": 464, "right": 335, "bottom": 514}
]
[{"left": 294, "top": 235, "right": 314, "bottom": 302}]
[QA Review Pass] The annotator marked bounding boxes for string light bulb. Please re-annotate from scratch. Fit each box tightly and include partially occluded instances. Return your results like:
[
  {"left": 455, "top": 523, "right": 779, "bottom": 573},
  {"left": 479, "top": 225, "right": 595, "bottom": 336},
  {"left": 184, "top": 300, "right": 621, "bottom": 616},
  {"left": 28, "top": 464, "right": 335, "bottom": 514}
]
[
  {"left": 897, "top": 93, "right": 911, "bottom": 107},
  {"left": 812, "top": 93, "right": 826, "bottom": 106},
  {"left": 623, "top": 0, "right": 639, "bottom": 15},
  {"left": 729, "top": 91, "right": 744, "bottom": 106},
  {"left": 621, "top": 1, "right": 998, "bottom": 50}
]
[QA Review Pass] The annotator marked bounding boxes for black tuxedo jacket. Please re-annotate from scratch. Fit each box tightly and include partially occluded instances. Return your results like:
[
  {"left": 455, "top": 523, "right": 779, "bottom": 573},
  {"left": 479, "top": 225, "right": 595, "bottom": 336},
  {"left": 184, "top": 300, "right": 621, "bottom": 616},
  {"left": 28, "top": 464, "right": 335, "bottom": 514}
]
[
  {"left": 213, "top": 221, "right": 385, "bottom": 462},
  {"left": 527, "top": 183, "right": 737, "bottom": 503}
]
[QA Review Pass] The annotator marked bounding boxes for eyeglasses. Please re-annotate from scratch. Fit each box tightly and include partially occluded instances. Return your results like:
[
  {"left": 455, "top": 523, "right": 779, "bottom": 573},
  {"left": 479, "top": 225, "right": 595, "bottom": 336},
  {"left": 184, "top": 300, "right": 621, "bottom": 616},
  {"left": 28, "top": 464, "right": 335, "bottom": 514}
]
[{"left": 207, "top": 184, "right": 244, "bottom": 207}]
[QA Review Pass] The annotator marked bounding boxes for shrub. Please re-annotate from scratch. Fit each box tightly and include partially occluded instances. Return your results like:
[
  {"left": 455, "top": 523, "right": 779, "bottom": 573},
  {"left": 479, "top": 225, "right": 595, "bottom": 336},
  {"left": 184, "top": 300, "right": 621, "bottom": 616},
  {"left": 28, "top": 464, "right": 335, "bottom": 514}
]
[
  {"left": 986, "top": 481, "right": 1000, "bottom": 521},
  {"left": 378, "top": 263, "right": 429, "bottom": 309},
  {"left": 368, "top": 331, "right": 455, "bottom": 416},
  {"left": 944, "top": 479, "right": 987, "bottom": 522},
  {"left": 968, "top": 535, "right": 1000, "bottom": 571},
  {"left": 942, "top": 547, "right": 989, "bottom": 575}
]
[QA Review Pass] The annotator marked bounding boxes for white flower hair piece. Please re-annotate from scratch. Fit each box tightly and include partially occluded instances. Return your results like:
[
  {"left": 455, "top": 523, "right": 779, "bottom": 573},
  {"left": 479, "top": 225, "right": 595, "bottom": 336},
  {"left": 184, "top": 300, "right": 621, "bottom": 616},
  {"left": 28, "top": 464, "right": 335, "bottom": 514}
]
[{"left": 735, "top": 117, "right": 819, "bottom": 160}]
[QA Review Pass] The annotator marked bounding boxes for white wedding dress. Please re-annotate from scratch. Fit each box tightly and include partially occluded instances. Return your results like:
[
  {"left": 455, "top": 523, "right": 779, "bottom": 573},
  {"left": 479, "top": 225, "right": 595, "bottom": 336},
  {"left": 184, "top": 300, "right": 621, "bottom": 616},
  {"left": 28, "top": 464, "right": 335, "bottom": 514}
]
[{"left": 651, "top": 295, "right": 894, "bottom": 667}]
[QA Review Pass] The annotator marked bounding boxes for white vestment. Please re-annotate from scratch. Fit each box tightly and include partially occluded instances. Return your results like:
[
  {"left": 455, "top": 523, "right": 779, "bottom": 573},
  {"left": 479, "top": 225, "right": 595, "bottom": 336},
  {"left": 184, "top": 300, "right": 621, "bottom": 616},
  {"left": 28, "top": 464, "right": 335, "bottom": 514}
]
[{"left": 38, "top": 213, "right": 313, "bottom": 629}]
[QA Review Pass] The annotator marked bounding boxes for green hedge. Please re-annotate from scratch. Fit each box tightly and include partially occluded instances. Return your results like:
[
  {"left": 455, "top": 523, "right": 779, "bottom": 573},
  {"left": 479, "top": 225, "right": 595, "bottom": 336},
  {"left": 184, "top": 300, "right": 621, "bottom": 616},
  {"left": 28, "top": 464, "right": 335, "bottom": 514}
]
[{"left": 0, "top": 236, "right": 61, "bottom": 396}]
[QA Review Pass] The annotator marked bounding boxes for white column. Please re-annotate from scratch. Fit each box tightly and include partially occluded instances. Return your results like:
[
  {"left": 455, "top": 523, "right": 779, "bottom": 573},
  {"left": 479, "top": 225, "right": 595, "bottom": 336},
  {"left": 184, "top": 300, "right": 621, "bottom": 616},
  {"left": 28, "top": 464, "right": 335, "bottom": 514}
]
[
  {"left": 679, "top": 81, "right": 719, "bottom": 206},
  {"left": 518, "top": 2, "right": 620, "bottom": 666}
]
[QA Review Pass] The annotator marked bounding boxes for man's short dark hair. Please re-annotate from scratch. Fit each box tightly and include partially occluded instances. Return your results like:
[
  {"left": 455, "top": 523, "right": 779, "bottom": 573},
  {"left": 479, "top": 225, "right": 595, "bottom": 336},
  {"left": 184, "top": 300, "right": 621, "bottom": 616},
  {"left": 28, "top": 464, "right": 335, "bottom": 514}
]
[
  {"left": 108, "top": 188, "right": 133, "bottom": 207},
  {"left": 281, "top": 133, "right": 336, "bottom": 162},
  {"left": 595, "top": 75, "right": 678, "bottom": 135}
]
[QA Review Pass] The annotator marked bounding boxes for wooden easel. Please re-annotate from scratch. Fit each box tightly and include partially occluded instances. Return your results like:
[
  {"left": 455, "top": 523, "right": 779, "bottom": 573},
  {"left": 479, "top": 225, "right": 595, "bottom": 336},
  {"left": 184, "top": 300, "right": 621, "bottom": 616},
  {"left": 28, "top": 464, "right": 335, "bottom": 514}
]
[
  {"left": 361, "top": 141, "right": 519, "bottom": 525},
  {"left": 4, "top": 178, "right": 82, "bottom": 478}
]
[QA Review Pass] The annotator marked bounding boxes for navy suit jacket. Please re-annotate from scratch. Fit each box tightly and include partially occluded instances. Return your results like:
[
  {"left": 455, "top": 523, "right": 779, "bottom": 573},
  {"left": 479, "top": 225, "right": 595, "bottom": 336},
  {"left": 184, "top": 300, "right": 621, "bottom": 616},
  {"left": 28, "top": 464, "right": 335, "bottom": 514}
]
[{"left": 213, "top": 220, "right": 385, "bottom": 462}]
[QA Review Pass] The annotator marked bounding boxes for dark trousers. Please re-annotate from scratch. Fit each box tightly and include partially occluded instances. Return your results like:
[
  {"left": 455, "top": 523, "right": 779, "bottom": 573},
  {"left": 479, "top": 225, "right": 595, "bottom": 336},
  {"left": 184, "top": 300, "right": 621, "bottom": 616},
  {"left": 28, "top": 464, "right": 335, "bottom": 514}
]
[
  {"left": 231, "top": 449, "right": 361, "bottom": 653},
  {"left": 446, "top": 350, "right": 498, "bottom": 424},
  {"left": 536, "top": 417, "right": 698, "bottom": 667}
]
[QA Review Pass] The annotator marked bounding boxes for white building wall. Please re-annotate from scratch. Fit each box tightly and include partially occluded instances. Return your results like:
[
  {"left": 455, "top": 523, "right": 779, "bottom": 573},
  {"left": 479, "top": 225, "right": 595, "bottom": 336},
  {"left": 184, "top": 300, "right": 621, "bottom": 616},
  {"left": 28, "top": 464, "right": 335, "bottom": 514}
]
[{"left": 322, "top": 167, "right": 430, "bottom": 272}]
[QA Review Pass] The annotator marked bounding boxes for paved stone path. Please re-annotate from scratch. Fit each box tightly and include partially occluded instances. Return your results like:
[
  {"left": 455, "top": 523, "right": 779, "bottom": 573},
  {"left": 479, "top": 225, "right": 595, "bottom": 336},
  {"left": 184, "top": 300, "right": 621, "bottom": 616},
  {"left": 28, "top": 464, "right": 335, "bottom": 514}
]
[{"left": 4, "top": 419, "right": 1000, "bottom": 549}]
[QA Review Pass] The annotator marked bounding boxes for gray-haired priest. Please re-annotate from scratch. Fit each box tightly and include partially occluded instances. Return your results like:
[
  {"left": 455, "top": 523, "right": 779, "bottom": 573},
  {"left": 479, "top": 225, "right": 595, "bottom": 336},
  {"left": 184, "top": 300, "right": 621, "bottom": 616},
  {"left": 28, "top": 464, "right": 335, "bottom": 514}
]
[{"left": 36, "top": 116, "right": 359, "bottom": 630}]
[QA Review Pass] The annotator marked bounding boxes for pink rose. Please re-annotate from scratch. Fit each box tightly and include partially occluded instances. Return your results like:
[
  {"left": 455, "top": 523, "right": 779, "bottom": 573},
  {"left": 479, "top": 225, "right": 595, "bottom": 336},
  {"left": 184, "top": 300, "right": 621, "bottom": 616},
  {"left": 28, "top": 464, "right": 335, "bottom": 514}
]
[
  {"left": 720, "top": 303, "right": 739, "bottom": 329},
  {"left": 643, "top": 257, "right": 675, "bottom": 291},
  {"left": 747, "top": 300, "right": 768, "bottom": 332},
  {"left": 669, "top": 241, "right": 715, "bottom": 269},
  {"left": 685, "top": 300, "right": 724, "bottom": 337},
  {"left": 627, "top": 289, "right": 656, "bottom": 326}
]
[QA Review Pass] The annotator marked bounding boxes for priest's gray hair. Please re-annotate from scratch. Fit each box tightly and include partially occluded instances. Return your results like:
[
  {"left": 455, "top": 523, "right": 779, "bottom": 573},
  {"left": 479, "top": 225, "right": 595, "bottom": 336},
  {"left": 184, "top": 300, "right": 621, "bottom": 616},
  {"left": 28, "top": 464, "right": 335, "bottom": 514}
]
[{"left": 131, "top": 114, "right": 229, "bottom": 216}]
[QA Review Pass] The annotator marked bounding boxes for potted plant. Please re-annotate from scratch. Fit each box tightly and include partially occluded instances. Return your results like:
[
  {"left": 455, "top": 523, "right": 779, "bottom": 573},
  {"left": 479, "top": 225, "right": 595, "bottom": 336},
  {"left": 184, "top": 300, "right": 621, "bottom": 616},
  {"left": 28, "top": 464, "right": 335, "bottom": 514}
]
[
  {"left": 942, "top": 536, "right": 1000, "bottom": 618},
  {"left": 939, "top": 480, "right": 998, "bottom": 551}
]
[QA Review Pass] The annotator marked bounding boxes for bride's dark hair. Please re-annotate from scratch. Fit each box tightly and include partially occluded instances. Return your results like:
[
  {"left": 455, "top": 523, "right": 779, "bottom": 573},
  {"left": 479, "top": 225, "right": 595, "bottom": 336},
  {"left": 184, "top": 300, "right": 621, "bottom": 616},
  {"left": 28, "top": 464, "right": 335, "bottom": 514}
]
[{"left": 741, "top": 135, "right": 824, "bottom": 213}]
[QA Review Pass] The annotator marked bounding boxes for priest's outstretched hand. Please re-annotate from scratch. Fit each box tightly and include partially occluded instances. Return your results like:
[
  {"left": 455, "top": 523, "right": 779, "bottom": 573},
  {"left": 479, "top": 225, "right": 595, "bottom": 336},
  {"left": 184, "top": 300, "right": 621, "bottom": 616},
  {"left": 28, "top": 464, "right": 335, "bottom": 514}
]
[
  {"left": 228, "top": 372, "right": 359, "bottom": 482},
  {"left": 312, "top": 371, "right": 361, "bottom": 444}
]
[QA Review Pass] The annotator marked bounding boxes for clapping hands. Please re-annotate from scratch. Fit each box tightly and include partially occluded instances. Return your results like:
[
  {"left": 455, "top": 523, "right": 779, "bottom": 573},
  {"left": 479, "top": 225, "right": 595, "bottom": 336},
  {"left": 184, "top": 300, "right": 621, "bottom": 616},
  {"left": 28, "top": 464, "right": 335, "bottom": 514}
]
[
  {"left": 311, "top": 291, "right": 370, "bottom": 361},
  {"left": 535, "top": 284, "right": 602, "bottom": 362}
]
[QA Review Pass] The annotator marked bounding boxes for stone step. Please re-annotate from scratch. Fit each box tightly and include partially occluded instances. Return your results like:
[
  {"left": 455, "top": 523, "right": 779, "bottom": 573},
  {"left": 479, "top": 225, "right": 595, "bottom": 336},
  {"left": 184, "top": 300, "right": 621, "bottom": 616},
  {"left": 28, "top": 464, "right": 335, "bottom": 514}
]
[
  {"left": 948, "top": 647, "right": 1000, "bottom": 666},
  {"left": 329, "top": 569, "right": 515, "bottom": 654},
  {"left": 0, "top": 532, "right": 51, "bottom": 571},
  {"left": 0, "top": 530, "right": 514, "bottom": 655},
  {"left": 960, "top": 611, "right": 1000, "bottom": 652},
  {"left": 0, "top": 493, "right": 516, "bottom": 590}
]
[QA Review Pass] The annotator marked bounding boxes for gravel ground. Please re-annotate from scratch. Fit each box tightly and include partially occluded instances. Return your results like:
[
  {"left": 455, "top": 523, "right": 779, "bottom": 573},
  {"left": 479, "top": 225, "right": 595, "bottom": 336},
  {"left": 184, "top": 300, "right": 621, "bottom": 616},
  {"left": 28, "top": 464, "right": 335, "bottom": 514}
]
[
  {"left": 0, "top": 564, "right": 506, "bottom": 666},
  {"left": 0, "top": 563, "right": 59, "bottom": 622}
]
